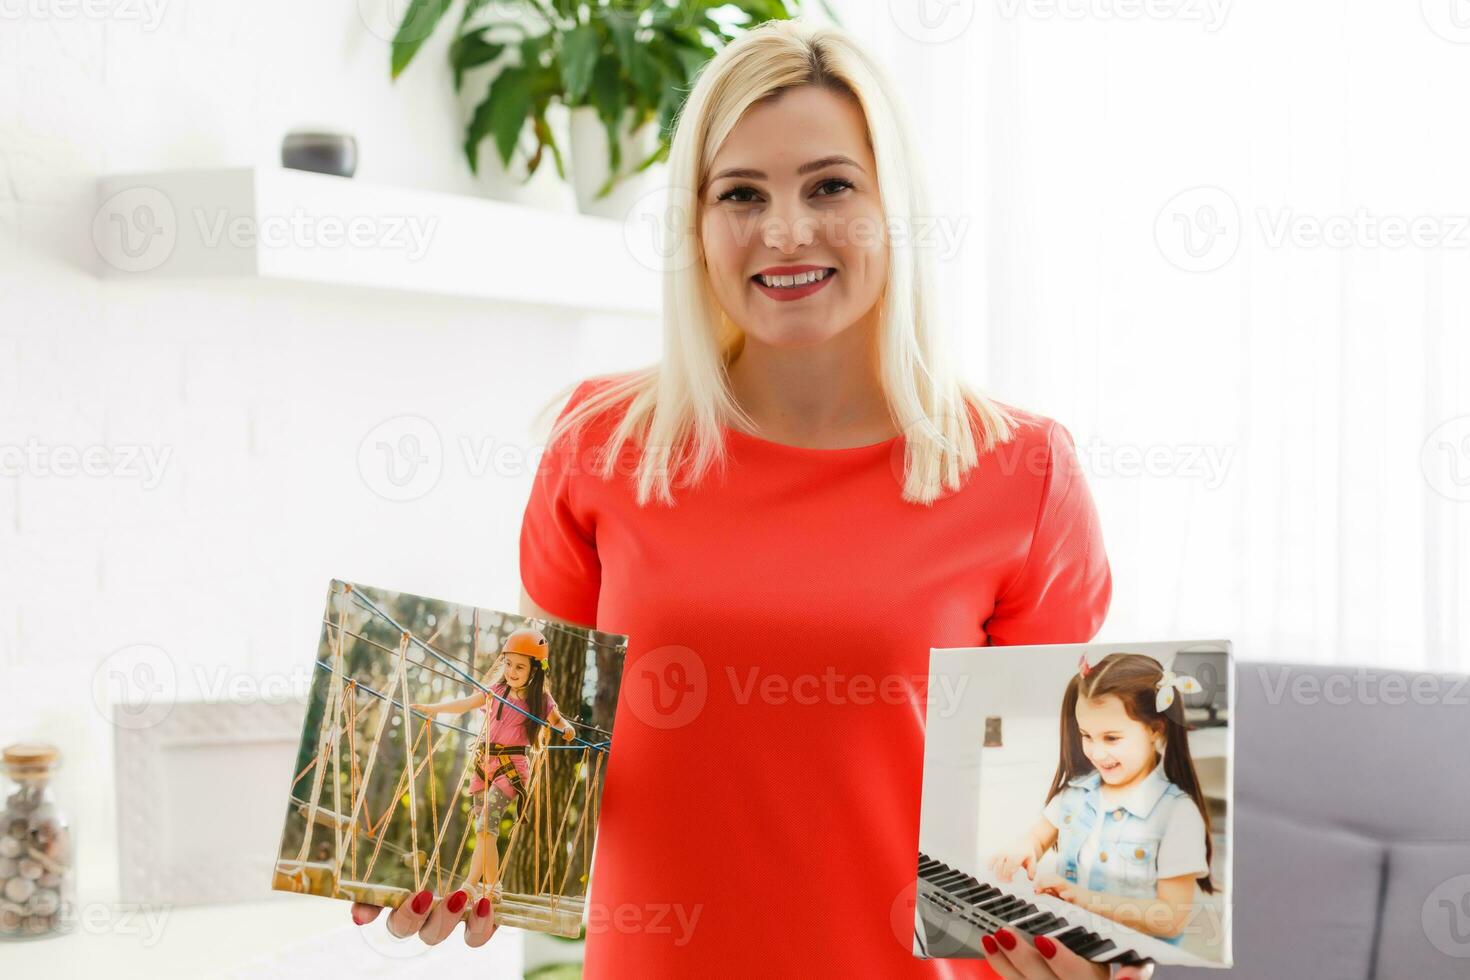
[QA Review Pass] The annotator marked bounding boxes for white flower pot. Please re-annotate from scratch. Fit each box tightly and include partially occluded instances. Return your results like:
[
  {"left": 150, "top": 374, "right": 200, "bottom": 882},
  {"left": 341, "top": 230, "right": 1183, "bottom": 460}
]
[{"left": 567, "top": 105, "right": 661, "bottom": 219}]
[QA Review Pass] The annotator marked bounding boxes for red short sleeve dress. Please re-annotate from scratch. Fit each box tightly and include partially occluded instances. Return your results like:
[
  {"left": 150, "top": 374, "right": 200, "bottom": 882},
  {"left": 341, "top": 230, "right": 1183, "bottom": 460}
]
[{"left": 519, "top": 377, "right": 1112, "bottom": 978}]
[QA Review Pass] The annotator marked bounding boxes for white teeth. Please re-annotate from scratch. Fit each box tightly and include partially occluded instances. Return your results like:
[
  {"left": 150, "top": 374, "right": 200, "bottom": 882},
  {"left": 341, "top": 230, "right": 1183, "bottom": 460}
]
[{"left": 758, "top": 268, "right": 829, "bottom": 288}]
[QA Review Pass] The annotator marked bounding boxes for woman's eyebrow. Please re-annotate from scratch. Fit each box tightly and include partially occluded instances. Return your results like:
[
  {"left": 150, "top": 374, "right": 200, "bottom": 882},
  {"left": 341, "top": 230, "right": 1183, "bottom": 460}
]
[{"left": 707, "top": 154, "right": 865, "bottom": 184}]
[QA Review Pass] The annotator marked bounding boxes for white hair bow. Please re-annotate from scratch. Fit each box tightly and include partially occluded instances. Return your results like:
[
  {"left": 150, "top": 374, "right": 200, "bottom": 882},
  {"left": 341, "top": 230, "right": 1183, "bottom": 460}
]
[{"left": 1155, "top": 669, "right": 1202, "bottom": 712}]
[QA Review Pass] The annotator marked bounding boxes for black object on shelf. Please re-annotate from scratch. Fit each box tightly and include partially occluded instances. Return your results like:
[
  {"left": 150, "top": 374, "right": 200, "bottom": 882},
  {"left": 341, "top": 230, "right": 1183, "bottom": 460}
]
[{"left": 281, "top": 130, "right": 358, "bottom": 178}]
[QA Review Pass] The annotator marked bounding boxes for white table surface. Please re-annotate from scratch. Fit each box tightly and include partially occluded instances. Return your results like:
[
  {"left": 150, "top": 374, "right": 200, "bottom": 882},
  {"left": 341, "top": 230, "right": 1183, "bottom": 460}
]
[{"left": 0, "top": 894, "right": 524, "bottom": 979}]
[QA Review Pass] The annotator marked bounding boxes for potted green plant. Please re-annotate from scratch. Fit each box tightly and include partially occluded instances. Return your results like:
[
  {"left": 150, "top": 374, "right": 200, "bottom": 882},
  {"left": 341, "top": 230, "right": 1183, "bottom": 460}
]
[{"left": 389, "top": 0, "right": 836, "bottom": 216}]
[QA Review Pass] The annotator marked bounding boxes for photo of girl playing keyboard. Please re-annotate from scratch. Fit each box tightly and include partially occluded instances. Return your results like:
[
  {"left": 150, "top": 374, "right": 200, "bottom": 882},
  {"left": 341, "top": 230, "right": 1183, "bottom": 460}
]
[{"left": 988, "top": 652, "right": 1217, "bottom": 948}]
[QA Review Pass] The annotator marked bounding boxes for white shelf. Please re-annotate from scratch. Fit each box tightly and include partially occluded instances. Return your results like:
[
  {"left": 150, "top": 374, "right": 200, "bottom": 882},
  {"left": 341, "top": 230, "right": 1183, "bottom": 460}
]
[{"left": 94, "top": 167, "right": 661, "bottom": 316}]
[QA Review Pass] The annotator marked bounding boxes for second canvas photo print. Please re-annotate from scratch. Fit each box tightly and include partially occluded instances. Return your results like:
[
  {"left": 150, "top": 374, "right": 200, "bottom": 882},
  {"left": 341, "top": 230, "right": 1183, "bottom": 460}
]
[{"left": 913, "top": 640, "right": 1234, "bottom": 970}]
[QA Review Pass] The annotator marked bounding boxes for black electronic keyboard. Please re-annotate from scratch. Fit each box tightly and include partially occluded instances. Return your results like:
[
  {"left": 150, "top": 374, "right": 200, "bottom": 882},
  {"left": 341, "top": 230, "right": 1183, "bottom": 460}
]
[{"left": 914, "top": 851, "right": 1214, "bottom": 968}]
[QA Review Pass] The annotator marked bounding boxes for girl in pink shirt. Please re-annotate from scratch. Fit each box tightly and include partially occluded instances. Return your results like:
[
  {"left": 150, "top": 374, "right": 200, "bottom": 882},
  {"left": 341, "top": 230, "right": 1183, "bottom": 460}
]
[{"left": 411, "top": 627, "right": 575, "bottom": 898}]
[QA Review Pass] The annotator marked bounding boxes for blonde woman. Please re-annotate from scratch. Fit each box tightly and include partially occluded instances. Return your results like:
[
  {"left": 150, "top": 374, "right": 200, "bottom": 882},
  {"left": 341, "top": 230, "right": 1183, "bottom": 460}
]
[{"left": 354, "top": 17, "right": 1132, "bottom": 980}]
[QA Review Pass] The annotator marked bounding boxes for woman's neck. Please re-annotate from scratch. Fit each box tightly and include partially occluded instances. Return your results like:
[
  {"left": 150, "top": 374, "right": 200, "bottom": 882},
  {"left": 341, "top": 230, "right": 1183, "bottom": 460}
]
[{"left": 725, "top": 313, "right": 894, "bottom": 448}]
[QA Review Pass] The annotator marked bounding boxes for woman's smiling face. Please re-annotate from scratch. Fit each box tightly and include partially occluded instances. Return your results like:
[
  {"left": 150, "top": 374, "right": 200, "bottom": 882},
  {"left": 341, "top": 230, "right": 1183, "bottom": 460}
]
[
  {"left": 699, "top": 84, "right": 889, "bottom": 349},
  {"left": 1075, "top": 694, "right": 1161, "bottom": 787}
]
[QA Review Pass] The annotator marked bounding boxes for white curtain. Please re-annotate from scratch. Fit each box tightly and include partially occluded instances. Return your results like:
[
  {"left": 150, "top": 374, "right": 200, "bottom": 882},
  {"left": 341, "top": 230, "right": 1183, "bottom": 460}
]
[{"left": 834, "top": 2, "right": 1469, "bottom": 671}]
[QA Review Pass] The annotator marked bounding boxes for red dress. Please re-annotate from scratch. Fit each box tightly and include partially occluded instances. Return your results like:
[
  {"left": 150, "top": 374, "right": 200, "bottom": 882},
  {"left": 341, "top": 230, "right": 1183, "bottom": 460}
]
[{"left": 519, "top": 378, "right": 1112, "bottom": 978}]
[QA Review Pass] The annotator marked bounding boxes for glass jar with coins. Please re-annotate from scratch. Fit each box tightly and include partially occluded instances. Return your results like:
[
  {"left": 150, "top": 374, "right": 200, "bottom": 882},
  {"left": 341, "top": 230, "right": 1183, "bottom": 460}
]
[{"left": 0, "top": 743, "right": 73, "bottom": 940}]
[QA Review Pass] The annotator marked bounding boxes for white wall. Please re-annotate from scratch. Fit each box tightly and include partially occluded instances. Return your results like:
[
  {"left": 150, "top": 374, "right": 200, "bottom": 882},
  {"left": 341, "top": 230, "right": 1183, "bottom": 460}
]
[{"left": 0, "top": 0, "right": 658, "bottom": 903}]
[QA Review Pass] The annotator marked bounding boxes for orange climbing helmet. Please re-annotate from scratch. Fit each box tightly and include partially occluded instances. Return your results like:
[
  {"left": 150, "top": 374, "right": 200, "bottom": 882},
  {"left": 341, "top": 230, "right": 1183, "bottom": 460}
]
[{"left": 500, "top": 627, "right": 550, "bottom": 670}]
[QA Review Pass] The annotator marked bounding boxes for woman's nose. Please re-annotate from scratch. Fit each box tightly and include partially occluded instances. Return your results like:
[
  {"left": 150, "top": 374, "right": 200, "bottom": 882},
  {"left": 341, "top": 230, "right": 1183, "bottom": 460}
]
[{"left": 761, "top": 202, "right": 817, "bottom": 252}]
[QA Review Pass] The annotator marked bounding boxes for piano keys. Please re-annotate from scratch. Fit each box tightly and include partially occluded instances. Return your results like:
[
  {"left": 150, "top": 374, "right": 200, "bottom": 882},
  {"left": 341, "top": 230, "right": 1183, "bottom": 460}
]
[{"left": 913, "top": 851, "right": 1216, "bottom": 968}]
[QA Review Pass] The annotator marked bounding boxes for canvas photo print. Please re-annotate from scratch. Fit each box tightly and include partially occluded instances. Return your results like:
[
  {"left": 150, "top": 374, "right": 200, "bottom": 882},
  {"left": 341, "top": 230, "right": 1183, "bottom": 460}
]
[
  {"left": 913, "top": 640, "right": 1233, "bottom": 969},
  {"left": 271, "top": 579, "right": 625, "bottom": 938}
]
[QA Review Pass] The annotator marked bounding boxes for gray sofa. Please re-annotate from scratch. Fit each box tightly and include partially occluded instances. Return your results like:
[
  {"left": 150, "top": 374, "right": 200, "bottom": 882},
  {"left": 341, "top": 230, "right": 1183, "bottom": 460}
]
[{"left": 1158, "top": 662, "right": 1470, "bottom": 979}]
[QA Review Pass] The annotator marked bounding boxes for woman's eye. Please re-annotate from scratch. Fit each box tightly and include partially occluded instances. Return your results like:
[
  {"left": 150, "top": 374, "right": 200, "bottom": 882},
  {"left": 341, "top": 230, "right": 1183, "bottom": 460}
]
[
  {"left": 715, "top": 185, "right": 758, "bottom": 203},
  {"left": 714, "top": 178, "right": 854, "bottom": 204}
]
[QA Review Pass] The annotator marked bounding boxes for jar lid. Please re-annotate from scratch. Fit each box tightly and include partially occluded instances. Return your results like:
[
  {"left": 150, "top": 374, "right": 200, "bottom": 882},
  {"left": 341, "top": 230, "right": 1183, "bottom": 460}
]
[{"left": 3, "top": 743, "right": 60, "bottom": 767}]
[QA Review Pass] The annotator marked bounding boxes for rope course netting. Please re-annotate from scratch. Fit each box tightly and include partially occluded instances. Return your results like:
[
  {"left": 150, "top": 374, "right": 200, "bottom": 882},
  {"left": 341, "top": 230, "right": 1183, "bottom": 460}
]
[{"left": 271, "top": 581, "right": 622, "bottom": 935}]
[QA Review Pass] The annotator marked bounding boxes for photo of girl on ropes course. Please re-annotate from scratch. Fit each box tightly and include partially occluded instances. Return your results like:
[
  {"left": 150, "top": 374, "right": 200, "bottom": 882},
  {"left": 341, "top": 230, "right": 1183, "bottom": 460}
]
[{"left": 270, "top": 578, "right": 626, "bottom": 938}]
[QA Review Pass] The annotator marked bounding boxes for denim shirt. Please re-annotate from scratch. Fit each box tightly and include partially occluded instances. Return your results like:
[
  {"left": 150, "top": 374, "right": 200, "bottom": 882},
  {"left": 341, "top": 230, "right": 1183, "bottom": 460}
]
[{"left": 1051, "top": 763, "right": 1189, "bottom": 946}]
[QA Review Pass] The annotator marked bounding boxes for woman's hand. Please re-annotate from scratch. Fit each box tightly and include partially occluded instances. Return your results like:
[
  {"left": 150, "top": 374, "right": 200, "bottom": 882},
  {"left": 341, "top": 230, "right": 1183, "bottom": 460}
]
[
  {"left": 560, "top": 725, "right": 576, "bottom": 741},
  {"left": 979, "top": 926, "right": 1155, "bottom": 980},
  {"left": 350, "top": 889, "right": 497, "bottom": 948},
  {"left": 987, "top": 843, "right": 1040, "bottom": 883}
]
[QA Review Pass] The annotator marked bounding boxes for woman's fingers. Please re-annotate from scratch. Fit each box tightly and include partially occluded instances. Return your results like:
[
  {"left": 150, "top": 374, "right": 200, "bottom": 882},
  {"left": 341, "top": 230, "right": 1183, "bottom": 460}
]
[
  {"left": 385, "top": 889, "right": 435, "bottom": 939},
  {"left": 350, "top": 902, "right": 381, "bottom": 926},
  {"left": 417, "top": 889, "right": 471, "bottom": 946},
  {"left": 464, "top": 895, "right": 498, "bottom": 948},
  {"left": 1110, "top": 961, "right": 1156, "bottom": 979},
  {"left": 983, "top": 927, "right": 1113, "bottom": 980}
]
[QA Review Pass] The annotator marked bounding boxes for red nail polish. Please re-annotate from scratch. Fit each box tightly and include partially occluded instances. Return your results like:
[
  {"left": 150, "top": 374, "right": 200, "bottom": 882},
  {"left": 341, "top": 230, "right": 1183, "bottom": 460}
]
[
  {"left": 995, "top": 928, "right": 1016, "bottom": 950},
  {"left": 475, "top": 897, "right": 491, "bottom": 918},
  {"left": 446, "top": 890, "right": 468, "bottom": 915},
  {"left": 981, "top": 933, "right": 999, "bottom": 954},
  {"left": 351, "top": 908, "right": 366, "bottom": 926},
  {"left": 1034, "top": 934, "right": 1057, "bottom": 959},
  {"left": 411, "top": 890, "right": 433, "bottom": 915}
]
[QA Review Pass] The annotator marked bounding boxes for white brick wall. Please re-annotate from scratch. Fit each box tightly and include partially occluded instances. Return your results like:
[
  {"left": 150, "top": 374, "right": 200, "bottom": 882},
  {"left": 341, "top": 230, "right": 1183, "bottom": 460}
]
[{"left": 0, "top": 0, "right": 658, "bottom": 907}]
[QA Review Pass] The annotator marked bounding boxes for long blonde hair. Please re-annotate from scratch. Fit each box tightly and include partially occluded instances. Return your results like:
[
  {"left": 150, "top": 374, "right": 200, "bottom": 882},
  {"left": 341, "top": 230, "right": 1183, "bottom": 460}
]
[{"left": 539, "top": 18, "right": 1018, "bottom": 507}]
